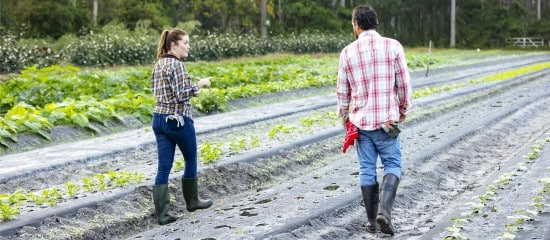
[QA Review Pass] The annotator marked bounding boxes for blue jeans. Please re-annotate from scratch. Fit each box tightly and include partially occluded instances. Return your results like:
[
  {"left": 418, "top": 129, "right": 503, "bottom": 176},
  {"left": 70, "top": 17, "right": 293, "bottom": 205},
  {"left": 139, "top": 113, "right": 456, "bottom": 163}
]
[
  {"left": 356, "top": 129, "right": 402, "bottom": 186},
  {"left": 152, "top": 113, "right": 198, "bottom": 185}
]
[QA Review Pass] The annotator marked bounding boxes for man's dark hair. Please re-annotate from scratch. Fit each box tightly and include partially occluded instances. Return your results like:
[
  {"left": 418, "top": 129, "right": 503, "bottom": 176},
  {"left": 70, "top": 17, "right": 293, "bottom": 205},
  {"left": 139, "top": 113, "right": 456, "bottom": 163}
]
[{"left": 352, "top": 5, "right": 379, "bottom": 30}]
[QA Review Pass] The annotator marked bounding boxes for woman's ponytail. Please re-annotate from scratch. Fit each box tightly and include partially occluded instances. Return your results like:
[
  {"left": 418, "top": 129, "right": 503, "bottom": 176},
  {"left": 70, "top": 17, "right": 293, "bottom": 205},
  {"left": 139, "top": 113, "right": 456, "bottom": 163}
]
[
  {"left": 155, "top": 28, "right": 188, "bottom": 60},
  {"left": 156, "top": 30, "right": 170, "bottom": 60}
]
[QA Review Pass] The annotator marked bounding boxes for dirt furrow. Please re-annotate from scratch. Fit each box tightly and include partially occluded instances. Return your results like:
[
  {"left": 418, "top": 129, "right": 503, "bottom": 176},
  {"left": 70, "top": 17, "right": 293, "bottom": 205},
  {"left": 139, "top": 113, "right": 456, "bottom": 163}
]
[
  {"left": 0, "top": 56, "right": 548, "bottom": 239},
  {"left": 126, "top": 69, "right": 550, "bottom": 239},
  {"left": 258, "top": 75, "right": 550, "bottom": 240}
]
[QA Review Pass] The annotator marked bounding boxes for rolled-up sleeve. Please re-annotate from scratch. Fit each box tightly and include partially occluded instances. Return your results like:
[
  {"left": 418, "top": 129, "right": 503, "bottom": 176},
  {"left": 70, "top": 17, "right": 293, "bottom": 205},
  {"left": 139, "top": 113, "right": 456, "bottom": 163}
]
[
  {"left": 394, "top": 46, "right": 412, "bottom": 115},
  {"left": 336, "top": 50, "right": 351, "bottom": 119},
  {"left": 172, "top": 62, "right": 199, "bottom": 102}
]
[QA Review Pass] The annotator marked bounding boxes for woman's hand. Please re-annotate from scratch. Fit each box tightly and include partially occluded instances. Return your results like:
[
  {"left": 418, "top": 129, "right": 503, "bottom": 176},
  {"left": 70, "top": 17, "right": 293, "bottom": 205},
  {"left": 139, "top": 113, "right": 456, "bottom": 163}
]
[{"left": 198, "top": 77, "right": 212, "bottom": 88}]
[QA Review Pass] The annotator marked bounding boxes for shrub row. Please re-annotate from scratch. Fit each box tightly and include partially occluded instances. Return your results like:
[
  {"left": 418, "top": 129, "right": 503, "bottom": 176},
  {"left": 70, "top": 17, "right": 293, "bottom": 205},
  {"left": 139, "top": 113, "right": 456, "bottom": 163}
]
[{"left": 0, "top": 27, "right": 352, "bottom": 73}]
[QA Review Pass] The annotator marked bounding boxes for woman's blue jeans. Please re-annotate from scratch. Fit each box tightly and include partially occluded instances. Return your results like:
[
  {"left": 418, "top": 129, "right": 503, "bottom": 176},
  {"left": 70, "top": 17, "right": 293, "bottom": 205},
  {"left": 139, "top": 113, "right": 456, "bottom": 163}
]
[
  {"left": 356, "top": 129, "right": 402, "bottom": 186},
  {"left": 152, "top": 113, "right": 198, "bottom": 185}
]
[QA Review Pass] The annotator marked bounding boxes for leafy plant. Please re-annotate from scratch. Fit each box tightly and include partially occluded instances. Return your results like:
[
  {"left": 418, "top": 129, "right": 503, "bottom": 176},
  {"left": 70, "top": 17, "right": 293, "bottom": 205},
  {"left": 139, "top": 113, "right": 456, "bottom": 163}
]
[
  {"left": 82, "top": 177, "right": 95, "bottom": 192},
  {"left": 191, "top": 88, "right": 228, "bottom": 113},
  {"left": 95, "top": 173, "right": 107, "bottom": 190},
  {"left": 64, "top": 181, "right": 80, "bottom": 198},
  {"left": 199, "top": 141, "right": 224, "bottom": 164},
  {"left": 228, "top": 137, "right": 247, "bottom": 153},
  {"left": 0, "top": 203, "right": 20, "bottom": 222},
  {"left": 173, "top": 158, "right": 185, "bottom": 172},
  {"left": 249, "top": 135, "right": 260, "bottom": 148},
  {"left": 268, "top": 124, "right": 296, "bottom": 140}
]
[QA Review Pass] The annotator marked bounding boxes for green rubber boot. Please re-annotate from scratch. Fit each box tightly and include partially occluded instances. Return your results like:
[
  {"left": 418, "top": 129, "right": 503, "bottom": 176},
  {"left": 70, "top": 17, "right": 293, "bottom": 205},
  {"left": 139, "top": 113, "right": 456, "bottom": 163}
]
[
  {"left": 182, "top": 177, "right": 213, "bottom": 212},
  {"left": 152, "top": 184, "right": 178, "bottom": 225}
]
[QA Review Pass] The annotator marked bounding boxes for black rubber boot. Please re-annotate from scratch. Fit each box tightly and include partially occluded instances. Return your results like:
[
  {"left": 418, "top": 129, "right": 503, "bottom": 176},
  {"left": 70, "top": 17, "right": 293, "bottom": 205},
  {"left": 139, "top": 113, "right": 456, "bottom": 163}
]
[
  {"left": 376, "top": 174, "right": 399, "bottom": 236},
  {"left": 360, "top": 182, "right": 379, "bottom": 233},
  {"left": 182, "top": 177, "right": 213, "bottom": 212},
  {"left": 152, "top": 184, "right": 178, "bottom": 225}
]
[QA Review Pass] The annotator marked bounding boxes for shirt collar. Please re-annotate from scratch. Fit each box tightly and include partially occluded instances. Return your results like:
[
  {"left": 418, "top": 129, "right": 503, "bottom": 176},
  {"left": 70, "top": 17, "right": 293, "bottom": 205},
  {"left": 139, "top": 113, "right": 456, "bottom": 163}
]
[
  {"left": 162, "top": 53, "right": 180, "bottom": 60},
  {"left": 358, "top": 30, "right": 380, "bottom": 39}
]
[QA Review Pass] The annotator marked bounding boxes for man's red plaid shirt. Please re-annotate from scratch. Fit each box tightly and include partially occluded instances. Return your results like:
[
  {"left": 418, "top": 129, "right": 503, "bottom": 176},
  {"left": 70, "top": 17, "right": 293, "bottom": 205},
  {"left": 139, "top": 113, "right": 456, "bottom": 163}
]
[{"left": 337, "top": 30, "right": 412, "bottom": 131}]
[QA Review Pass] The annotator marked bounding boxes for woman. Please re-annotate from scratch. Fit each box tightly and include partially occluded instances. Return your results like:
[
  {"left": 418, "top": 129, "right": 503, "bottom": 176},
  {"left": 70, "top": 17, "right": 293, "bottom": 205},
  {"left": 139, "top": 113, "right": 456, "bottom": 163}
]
[{"left": 151, "top": 28, "right": 213, "bottom": 225}]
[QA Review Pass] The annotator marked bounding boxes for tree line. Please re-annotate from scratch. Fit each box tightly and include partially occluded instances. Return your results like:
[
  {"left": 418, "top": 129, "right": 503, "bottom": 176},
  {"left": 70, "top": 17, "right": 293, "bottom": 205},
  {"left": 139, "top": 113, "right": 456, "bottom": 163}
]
[{"left": 0, "top": 0, "right": 548, "bottom": 48}]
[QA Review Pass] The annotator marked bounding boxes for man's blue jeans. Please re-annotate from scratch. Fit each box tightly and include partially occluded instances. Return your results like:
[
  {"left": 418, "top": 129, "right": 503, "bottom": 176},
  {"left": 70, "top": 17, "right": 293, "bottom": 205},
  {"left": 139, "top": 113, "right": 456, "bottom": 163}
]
[
  {"left": 152, "top": 113, "right": 198, "bottom": 185},
  {"left": 356, "top": 129, "right": 402, "bottom": 186}
]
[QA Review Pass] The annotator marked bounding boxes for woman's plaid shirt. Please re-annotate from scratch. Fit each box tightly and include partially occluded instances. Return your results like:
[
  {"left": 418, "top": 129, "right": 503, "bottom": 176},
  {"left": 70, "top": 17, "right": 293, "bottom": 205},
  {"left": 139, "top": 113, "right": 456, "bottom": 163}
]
[
  {"left": 337, "top": 30, "right": 412, "bottom": 131},
  {"left": 151, "top": 54, "right": 199, "bottom": 118}
]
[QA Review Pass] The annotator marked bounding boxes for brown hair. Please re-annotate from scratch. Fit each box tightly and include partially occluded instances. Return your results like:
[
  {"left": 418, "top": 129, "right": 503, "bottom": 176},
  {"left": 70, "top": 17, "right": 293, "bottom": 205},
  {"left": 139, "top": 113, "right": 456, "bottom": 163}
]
[
  {"left": 156, "top": 28, "right": 188, "bottom": 59},
  {"left": 352, "top": 5, "right": 379, "bottom": 31}
]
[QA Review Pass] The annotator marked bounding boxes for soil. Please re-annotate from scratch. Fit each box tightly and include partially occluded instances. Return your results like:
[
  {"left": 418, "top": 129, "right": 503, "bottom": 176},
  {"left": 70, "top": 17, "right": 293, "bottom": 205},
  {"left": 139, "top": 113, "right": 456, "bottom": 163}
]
[{"left": 0, "top": 53, "right": 549, "bottom": 240}]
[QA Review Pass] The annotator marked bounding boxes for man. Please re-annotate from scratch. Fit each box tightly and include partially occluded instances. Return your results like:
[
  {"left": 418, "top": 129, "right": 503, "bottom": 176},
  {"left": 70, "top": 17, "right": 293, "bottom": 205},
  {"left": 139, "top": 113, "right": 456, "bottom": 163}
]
[{"left": 336, "top": 5, "right": 412, "bottom": 236}]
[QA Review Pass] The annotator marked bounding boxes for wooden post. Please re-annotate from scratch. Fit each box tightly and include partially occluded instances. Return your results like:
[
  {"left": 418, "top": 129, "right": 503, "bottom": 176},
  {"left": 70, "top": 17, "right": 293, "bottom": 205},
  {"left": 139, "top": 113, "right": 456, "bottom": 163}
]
[
  {"left": 450, "top": 0, "right": 456, "bottom": 48},
  {"left": 92, "top": 0, "right": 98, "bottom": 26},
  {"left": 261, "top": 0, "right": 267, "bottom": 40},
  {"left": 425, "top": 40, "right": 432, "bottom": 77}
]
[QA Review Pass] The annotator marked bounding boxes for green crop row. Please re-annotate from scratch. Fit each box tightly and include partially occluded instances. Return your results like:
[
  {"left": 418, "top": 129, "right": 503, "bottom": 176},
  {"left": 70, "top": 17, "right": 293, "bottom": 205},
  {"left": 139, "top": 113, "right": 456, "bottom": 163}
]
[
  {"left": 0, "top": 56, "right": 340, "bottom": 149},
  {"left": 0, "top": 170, "right": 146, "bottom": 222},
  {"left": 197, "top": 111, "right": 338, "bottom": 164},
  {"left": 470, "top": 62, "right": 550, "bottom": 84},
  {"left": 2, "top": 54, "right": 541, "bottom": 150},
  {"left": 413, "top": 61, "right": 550, "bottom": 102},
  {"left": 444, "top": 136, "right": 550, "bottom": 240}
]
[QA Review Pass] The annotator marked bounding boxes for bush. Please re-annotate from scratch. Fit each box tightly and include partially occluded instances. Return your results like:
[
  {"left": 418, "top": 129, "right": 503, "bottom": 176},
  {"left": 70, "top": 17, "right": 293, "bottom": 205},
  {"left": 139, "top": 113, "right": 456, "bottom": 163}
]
[
  {"left": 0, "top": 35, "right": 58, "bottom": 73},
  {"left": 58, "top": 22, "right": 157, "bottom": 67},
  {"left": 191, "top": 89, "right": 228, "bottom": 113},
  {"left": 0, "top": 29, "right": 351, "bottom": 73}
]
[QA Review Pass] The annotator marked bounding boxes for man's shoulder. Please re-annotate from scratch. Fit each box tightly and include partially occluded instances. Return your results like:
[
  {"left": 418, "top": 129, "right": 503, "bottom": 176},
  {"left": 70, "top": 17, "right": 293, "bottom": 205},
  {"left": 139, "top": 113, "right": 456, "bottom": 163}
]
[{"left": 380, "top": 36, "right": 403, "bottom": 46}]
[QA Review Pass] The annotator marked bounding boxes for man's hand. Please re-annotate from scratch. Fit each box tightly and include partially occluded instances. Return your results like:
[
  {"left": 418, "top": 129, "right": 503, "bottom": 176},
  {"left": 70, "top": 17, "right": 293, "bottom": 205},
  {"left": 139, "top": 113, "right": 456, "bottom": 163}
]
[
  {"left": 341, "top": 117, "right": 348, "bottom": 129},
  {"left": 399, "top": 114, "right": 406, "bottom": 123},
  {"left": 381, "top": 122, "right": 401, "bottom": 138}
]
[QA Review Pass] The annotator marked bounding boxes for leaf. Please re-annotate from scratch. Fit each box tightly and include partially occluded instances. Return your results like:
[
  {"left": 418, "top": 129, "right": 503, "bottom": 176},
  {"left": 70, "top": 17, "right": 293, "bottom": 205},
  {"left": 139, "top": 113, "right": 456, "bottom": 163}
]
[
  {"left": 86, "top": 124, "right": 101, "bottom": 134},
  {"left": 71, "top": 113, "right": 90, "bottom": 128},
  {"left": 0, "top": 137, "right": 10, "bottom": 148},
  {"left": 36, "top": 130, "right": 51, "bottom": 141},
  {"left": 22, "top": 121, "right": 42, "bottom": 132}
]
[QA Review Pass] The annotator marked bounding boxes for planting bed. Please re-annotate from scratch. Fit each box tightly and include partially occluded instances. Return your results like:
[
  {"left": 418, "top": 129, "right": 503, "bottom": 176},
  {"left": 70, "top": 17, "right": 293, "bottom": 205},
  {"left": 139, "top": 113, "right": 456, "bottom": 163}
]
[{"left": 0, "top": 52, "right": 549, "bottom": 240}]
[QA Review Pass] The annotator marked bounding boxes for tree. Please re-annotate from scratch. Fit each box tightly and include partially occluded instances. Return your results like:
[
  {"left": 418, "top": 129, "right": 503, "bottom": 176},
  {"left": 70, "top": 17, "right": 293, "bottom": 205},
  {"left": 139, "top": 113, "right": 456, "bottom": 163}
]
[
  {"left": 92, "top": 0, "right": 98, "bottom": 26},
  {"left": 450, "top": 0, "right": 456, "bottom": 47},
  {"left": 261, "top": 0, "right": 267, "bottom": 40},
  {"left": 24, "top": 0, "right": 90, "bottom": 38}
]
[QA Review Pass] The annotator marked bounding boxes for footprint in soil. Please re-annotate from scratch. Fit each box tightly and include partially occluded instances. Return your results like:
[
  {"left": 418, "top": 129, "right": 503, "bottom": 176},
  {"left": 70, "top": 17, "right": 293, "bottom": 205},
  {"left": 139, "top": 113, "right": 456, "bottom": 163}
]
[
  {"left": 323, "top": 184, "right": 340, "bottom": 191},
  {"left": 240, "top": 207, "right": 258, "bottom": 217},
  {"left": 214, "top": 225, "right": 234, "bottom": 229},
  {"left": 255, "top": 198, "right": 276, "bottom": 204}
]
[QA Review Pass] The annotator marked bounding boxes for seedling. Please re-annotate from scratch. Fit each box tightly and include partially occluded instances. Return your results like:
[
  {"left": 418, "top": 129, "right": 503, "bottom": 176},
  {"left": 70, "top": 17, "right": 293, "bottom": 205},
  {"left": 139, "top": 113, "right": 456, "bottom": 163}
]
[
  {"left": 268, "top": 124, "right": 295, "bottom": 140},
  {"left": 173, "top": 158, "right": 184, "bottom": 172},
  {"left": 95, "top": 173, "right": 107, "bottom": 190},
  {"left": 228, "top": 137, "right": 247, "bottom": 153},
  {"left": 27, "top": 192, "right": 47, "bottom": 206},
  {"left": 82, "top": 177, "right": 95, "bottom": 192},
  {"left": 249, "top": 135, "right": 260, "bottom": 148},
  {"left": 0, "top": 203, "right": 20, "bottom": 222},
  {"left": 199, "top": 141, "right": 223, "bottom": 163},
  {"left": 64, "top": 181, "right": 80, "bottom": 198}
]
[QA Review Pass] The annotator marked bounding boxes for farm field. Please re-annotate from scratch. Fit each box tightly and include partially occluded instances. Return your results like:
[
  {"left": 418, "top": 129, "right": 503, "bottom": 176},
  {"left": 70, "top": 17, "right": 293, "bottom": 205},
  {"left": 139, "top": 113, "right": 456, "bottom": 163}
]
[{"left": 0, "top": 50, "right": 549, "bottom": 240}]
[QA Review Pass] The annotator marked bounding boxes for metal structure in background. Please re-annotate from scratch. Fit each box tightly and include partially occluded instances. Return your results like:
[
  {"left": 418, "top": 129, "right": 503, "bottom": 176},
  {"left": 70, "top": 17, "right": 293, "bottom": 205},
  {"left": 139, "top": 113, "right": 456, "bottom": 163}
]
[{"left": 507, "top": 37, "right": 545, "bottom": 48}]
